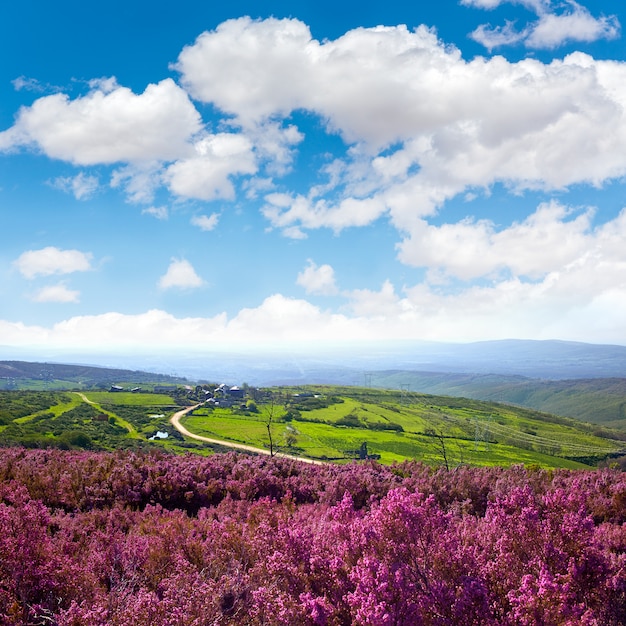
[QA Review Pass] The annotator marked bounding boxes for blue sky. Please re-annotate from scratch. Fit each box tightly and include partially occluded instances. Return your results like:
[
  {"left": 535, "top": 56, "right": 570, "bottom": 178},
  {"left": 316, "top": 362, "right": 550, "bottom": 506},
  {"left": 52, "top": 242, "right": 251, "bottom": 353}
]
[{"left": 1, "top": 0, "right": 626, "bottom": 354}]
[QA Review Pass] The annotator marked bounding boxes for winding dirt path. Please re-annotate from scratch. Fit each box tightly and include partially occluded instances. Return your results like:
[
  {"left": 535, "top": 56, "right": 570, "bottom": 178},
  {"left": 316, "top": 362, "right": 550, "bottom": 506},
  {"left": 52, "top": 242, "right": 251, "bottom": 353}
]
[
  {"left": 73, "top": 391, "right": 139, "bottom": 436},
  {"left": 169, "top": 405, "right": 324, "bottom": 465}
]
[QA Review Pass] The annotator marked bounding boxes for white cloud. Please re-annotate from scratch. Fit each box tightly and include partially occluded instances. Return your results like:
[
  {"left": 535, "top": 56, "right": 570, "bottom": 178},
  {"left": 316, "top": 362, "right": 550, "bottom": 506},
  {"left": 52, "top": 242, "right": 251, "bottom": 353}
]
[
  {"left": 345, "top": 280, "right": 401, "bottom": 317},
  {"left": 3, "top": 208, "right": 626, "bottom": 347},
  {"left": 13, "top": 247, "right": 93, "bottom": 279},
  {"left": 0, "top": 78, "right": 201, "bottom": 164},
  {"left": 263, "top": 192, "right": 387, "bottom": 236},
  {"left": 2, "top": 261, "right": 626, "bottom": 349},
  {"left": 142, "top": 206, "right": 169, "bottom": 220},
  {"left": 527, "top": 4, "right": 620, "bottom": 49},
  {"left": 296, "top": 260, "right": 338, "bottom": 295},
  {"left": 164, "top": 133, "right": 257, "bottom": 201},
  {"left": 110, "top": 162, "right": 164, "bottom": 204},
  {"left": 174, "top": 18, "right": 316, "bottom": 124},
  {"left": 469, "top": 22, "right": 530, "bottom": 50},
  {"left": 31, "top": 283, "right": 80, "bottom": 303},
  {"left": 397, "top": 201, "right": 596, "bottom": 280},
  {"left": 173, "top": 18, "right": 626, "bottom": 239},
  {"left": 158, "top": 258, "right": 204, "bottom": 290},
  {"left": 465, "top": 0, "right": 620, "bottom": 50},
  {"left": 50, "top": 172, "right": 99, "bottom": 200},
  {"left": 191, "top": 213, "right": 220, "bottom": 231},
  {"left": 0, "top": 17, "right": 624, "bottom": 239},
  {"left": 243, "top": 121, "right": 303, "bottom": 176},
  {"left": 12, "top": 76, "right": 46, "bottom": 92}
]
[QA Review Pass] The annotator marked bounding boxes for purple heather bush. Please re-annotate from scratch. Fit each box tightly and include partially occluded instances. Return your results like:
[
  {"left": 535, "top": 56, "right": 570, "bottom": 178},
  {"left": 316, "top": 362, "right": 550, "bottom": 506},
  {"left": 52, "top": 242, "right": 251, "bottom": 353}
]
[{"left": 0, "top": 447, "right": 624, "bottom": 624}]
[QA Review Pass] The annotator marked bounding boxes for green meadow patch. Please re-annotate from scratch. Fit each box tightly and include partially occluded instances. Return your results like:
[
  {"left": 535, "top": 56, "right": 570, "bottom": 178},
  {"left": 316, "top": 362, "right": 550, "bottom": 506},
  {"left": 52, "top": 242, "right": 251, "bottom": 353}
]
[{"left": 1, "top": 386, "right": 624, "bottom": 468}]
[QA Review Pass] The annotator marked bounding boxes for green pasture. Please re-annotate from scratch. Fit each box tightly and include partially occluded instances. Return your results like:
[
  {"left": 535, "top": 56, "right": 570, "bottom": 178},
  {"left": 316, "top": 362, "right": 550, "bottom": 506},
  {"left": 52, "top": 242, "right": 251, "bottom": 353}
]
[
  {"left": 13, "top": 396, "right": 82, "bottom": 423},
  {"left": 180, "top": 398, "right": 597, "bottom": 469},
  {"left": 1, "top": 385, "right": 624, "bottom": 468},
  {"left": 83, "top": 391, "right": 176, "bottom": 406}
]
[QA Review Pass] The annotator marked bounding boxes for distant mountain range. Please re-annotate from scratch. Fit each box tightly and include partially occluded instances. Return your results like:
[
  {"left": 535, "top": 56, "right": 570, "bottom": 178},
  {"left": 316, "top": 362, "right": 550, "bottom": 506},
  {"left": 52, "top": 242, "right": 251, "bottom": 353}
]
[{"left": 2, "top": 339, "right": 626, "bottom": 428}]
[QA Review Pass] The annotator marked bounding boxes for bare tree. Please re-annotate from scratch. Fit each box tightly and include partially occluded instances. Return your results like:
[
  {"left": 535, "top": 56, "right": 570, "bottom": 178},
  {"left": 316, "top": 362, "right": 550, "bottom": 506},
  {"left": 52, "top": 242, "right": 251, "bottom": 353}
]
[
  {"left": 264, "top": 395, "right": 276, "bottom": 457},
  {"left": 426, "top": 428, "right": 449, "bottom": 471}
]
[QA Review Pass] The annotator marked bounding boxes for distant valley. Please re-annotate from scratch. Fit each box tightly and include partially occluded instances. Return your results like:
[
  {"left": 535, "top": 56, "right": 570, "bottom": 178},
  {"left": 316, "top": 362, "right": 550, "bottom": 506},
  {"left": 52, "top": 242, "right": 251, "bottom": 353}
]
[{"left": 2, "top": 338, "right": 626, "bottom": 429}]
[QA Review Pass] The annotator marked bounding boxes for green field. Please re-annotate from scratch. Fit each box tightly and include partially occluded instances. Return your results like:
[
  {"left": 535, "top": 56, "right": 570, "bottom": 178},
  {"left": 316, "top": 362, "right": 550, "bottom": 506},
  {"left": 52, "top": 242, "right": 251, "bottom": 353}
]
[
  {"left": 0, "top": 389, "right": 191, "bottom": 452},
  {"left": 178, "top": 387, "right": 624, "bottom": 469},
  {"left": 1, "top": 386, "right": 624, "bottom": 468}
]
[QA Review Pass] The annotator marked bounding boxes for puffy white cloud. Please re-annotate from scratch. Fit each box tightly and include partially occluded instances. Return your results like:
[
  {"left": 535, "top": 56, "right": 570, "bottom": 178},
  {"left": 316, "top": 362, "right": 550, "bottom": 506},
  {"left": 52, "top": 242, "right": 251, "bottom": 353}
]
[
  {"left": 1, "top": 262, "right": 626, "bottom": 349},
  {"left": 469, "top": 22, "right": 529, "bottom": 50},
  {"left": 50, "top": 172, "right": 99, "bottom": 200},
  {"left": 31, "top": 283, "right": 80, "bottom": 303},
  {"left": 191, "top": 213, "right": 219, "bottom": 231},
  {"left": 164, "top": 133, "right": 256, "bottom": 201},
  {"left": 0, "top": 78, "right": 201, "bottom": 164},
  {"left": 345, "top": 280, "right": 402, "bottom": 317},
  {"left": 2, "top": 17, "right": 625, "bottom": 237},
  {"left": 243, "top": 121, "right": 303, "bottom": 176},
  {"left": 158, "top": 258, "right": 204, "bottom": 290},
  {"left": 296, "top": 260, "right": 338, "bottom": 295},
  {"left": 13, "top": 247, "right": 93, "bottom": 279},
  {"left": 174, "top": 18, "right": 626, "bottom": 237},
  {"left": 3, "top": 201, "right": 626, "bottom": 348},
  {"left": 397, "top": 201, "right": 596, "bottom": 280},
  {"left": 175, "top": 18, "right": 317, "bottom": 124}
]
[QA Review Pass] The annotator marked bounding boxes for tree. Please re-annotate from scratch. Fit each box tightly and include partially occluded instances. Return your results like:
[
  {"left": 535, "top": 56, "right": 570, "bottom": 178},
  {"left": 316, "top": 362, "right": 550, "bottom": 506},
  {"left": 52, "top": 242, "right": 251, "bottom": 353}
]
[
  {"left": 263, "top": 395, "right": 276, "bottom": 457},
  {"left": 426, "top": 428, "right": 449, "bottom": 471}
]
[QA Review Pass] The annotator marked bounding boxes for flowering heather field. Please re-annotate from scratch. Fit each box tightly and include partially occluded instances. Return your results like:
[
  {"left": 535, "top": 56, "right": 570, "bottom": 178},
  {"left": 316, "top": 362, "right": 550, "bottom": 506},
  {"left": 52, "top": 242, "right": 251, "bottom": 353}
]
[{"left": 1, "top": 448, "right": 625, "bottom": 625}]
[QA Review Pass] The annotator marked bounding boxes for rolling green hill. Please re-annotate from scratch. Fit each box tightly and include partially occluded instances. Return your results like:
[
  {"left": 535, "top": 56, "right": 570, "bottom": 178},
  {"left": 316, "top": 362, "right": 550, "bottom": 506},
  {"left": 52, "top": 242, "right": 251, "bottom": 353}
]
[
  {"left": 2, "top": 385, "right": 624, "bottom": 468},
  {"left": 179, "top": 385, "right": 626, "bottom": 468},
  {"left": 0, "top": 360, "right": 188, "bottom": 390},
  {"left": 366, "top": 372, "right": 626, "bottom": 431}
]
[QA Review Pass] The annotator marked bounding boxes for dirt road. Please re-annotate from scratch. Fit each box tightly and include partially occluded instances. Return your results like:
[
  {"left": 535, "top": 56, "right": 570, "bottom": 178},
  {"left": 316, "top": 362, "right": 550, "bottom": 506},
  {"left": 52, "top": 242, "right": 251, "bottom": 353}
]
[{"left": 169, "top": 405, "right": 324, "bottom": 465}]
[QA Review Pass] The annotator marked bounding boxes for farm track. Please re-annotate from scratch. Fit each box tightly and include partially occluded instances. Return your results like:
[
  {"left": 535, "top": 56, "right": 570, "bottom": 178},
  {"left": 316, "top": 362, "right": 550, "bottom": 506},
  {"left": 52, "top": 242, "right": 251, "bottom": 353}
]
[
  {"left": 170, "top": 405, "right": 325, "bottom": 465},
  {"left": 74, "top": 392, "right": 139, "bottom": 437}
]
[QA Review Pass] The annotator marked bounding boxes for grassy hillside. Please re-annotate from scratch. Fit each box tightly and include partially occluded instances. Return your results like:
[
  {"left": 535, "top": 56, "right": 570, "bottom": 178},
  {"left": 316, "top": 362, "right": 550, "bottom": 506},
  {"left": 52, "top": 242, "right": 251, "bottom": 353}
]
[
  {"left": 1, "top": 386, "right": 625, "bottom": 469},
  {"left": 0, "top": 360, "right": 188, "bottom": 390},
  {"left": 0, "top": 390, "right": 191, "bottom": 452},
  {"left": 180, "top": 386, "right": 625, "bottom": 469},
  {"left": 368, "top": 371, "right": 626, "bottom": 430}
]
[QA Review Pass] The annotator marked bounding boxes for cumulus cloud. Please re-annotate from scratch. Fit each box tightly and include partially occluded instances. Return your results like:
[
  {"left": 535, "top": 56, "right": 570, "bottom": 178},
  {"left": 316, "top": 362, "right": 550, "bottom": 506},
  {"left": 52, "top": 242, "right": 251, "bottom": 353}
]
[
  {"left": 464, "top": 0, "right": 620, "bottom": 51},
  {"left": 2, "top": 257, "right": 626, "bottom": 350},
  {"left": 0, "top": 78, "right": 201, "bottom": 164},
  {"left": 263, "top": 192, "right": 388, "bottom": 236},
  {"left": 345, "top": 280, "right": 401, "bottom": 317},
  {"left": 3, "top": 205, "right": 626, "bottom": 348},
  {"left": 191, "top": 213, "right": 220, "bottom": 231},
  {"left": 397, "top": 201, "right": 596, "bottom": 280},
  {"left": 173, "top": 18, "right": 626, "bottom": 239},
  {"left": 31, "top": 283, "right": 80, "bottom": 303},
  {"left": 13, "top": 247, "right": 93, "bottom": 279},
  {"left": 50, "top": 172, "right": 99, "bottom": 200},
  {"left": 296, "top": 260, "right": 338, "bottom": 295},
  {"left": 2, "top": 18, "right": 626, "bottom": 233},
  {"left": 158, "top": 258, "right": 204, "bottom": 290},
  {"left": 164, "top": 133, "right": 257, "bottom": 201}
]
